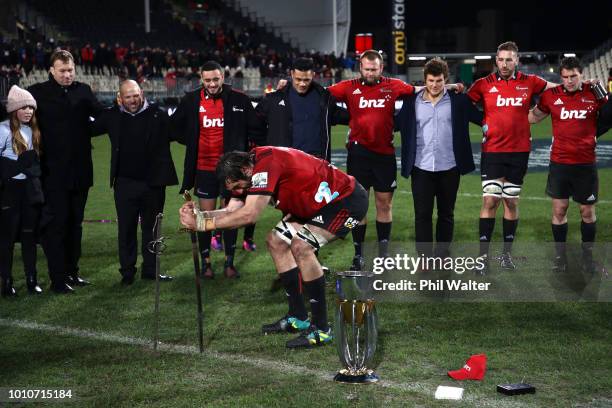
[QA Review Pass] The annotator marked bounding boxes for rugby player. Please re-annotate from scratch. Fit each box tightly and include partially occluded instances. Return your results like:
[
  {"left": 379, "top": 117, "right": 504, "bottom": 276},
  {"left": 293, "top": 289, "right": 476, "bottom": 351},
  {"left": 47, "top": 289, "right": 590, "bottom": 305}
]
[
  {"left": 179, "top": 147, "right": 368, "bottom": 348},
  {"left": 529, "top": 57, "right": 610, "bottom": 272},
  {"left": 468, "top": 41, "right": 557, "bottom": 271}
]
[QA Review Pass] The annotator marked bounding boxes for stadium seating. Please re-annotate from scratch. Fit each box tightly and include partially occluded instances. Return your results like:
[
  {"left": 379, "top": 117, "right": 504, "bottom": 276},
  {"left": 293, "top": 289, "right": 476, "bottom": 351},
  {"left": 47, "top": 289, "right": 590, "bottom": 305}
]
[
  {"left": 23, "top": 0, "right": 203, "bottom": 49},
  {"left": 583, "top": 48, "right": 611, "bottom": 85}
]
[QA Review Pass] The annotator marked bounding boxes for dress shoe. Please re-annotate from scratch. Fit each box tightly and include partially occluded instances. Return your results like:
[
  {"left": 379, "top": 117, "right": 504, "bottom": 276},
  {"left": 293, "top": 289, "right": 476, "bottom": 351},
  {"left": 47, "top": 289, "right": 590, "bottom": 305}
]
[
  {"left": 51, "top": 283, "right": 75, "bottom": 294},
  {"left": 223, "top": 264, "right": 239, "bottom": 279},
  {"left": 26, "top": 277, "right": 43, "bottom": 294},
  {"left": 67, "top": 275, "right": 91, "bottom": 286},
  {"left": 202, "top": 263, "right": 214, "bottom": 279},
  {"left": 121, "top": 274, "right": 135, "bottom": 285},
  {"left": 1, "top": 277, "right": 17, "bottom": 297},
  {"left": 141, "top": 274, "right": 173, "bottom": 281}
]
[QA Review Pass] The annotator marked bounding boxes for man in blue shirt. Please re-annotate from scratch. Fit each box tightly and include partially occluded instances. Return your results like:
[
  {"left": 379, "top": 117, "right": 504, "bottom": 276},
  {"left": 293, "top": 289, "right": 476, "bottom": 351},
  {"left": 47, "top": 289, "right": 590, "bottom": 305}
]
[{"left": 397, "top": 58, "right": 482, "bottom": 259}]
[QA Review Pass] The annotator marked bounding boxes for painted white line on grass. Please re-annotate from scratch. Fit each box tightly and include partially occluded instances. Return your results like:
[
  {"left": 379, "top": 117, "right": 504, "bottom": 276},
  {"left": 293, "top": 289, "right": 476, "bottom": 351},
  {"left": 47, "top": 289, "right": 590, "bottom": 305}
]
[
  {"left": 398, "top": 190, "right": 612, "bottom": 205},
  {"left": 0, "top": 318, "right": 531, "bottom": 407}
]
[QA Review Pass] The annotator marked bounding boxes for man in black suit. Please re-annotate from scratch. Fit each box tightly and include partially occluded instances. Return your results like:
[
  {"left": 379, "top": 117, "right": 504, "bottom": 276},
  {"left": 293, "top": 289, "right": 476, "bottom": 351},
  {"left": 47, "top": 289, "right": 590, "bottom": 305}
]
[
  {"left": 92, "top": 80, "right": 178, "bottom": 284},
  {"left": 28, "top": 50, "right": 104, "bottom": 293},
  {"left": 397, "top": 58, "right": 482, "bottom": 259}
]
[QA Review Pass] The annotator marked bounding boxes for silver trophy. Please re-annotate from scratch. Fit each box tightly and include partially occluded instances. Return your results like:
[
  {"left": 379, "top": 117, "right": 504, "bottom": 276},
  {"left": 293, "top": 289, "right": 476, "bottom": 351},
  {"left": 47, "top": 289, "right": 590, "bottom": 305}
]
[{"left": 334, "top": 270, "right": 379, "bottom": 384}]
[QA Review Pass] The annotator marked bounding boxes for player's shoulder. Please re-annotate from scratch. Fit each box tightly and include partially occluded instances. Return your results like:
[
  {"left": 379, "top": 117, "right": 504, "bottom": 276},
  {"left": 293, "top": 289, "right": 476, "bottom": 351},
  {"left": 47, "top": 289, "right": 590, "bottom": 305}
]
[
  {"left": 385, "top": 76, "right": 410, "bottom": 87},
  {"left": 254, "top": 146, "right": 276, "bottom": 160},
  {"left": 516, "top": 71, "right": 545, "bottom": 83},
  {"left": 335, "top": 78, "right": 360, "bottom": 88},
  {"left": 472, "top": 73, "right": 496, "bottom": 88},
  {"left": 227, "top": 86, "right": 249, "bottom": 99},
  {"left": 541, "top": 84, "right": 563, "bottom": 97}
]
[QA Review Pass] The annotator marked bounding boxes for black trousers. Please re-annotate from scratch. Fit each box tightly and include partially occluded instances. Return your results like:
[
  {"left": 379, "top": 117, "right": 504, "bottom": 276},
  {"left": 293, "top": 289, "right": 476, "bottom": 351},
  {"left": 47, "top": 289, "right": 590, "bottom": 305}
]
[
  {"left": 411, "top": 166, "right": 460, "bottom": 256},
  {"left": 40, "top": 188, "right": 89, "bottom": 285},
  {"left": 0, "top": 179, "right": 40, "bottom": 280},
  {"left": 114, "top": 177, "right": 166, "bottom": 278}
]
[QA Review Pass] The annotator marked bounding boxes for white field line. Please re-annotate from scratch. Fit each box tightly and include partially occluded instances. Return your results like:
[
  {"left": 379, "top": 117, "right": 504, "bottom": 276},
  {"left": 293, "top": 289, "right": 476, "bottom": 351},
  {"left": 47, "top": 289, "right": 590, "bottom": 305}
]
[
  {"left": 0, "top": 318, "right": 531, "bottom": 407},
  {"left": 398, "top": 190, "right": 612, "bottom": 205}
]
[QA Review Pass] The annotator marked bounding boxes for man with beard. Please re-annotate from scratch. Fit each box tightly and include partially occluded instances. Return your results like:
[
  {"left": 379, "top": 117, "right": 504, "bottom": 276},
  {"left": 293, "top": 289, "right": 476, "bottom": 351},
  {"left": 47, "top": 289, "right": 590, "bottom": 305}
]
[
  {"left": 467, "top": 41, "right": 557, "bottom": 272},
  {"left": 327, "top": 50, "right": 462, "bottom": 269},
  {"left": 172, "top": 60, "right": 263, "bottom": 279},
  {"left": 179, "top": 147, "right": 368, "bottom": 348}
]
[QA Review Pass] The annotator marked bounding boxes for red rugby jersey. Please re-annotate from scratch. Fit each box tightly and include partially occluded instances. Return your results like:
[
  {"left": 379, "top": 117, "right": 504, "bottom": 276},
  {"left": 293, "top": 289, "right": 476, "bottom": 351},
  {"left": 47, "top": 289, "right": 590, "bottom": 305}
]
[
  {"left": 537, "top": 83, "right": 606, "bottom": 164},
  {"left": 197, "top": 90, "right": 225, "bottom": 171},
  {"left": 247, "top": 146, "right": 355, "bottom": 219},
  {"left": 468, "top": 71, "right": 546, "bottom": 153},
  {"left": 328, "top": 77, "right": 414, "bottom": 155}
]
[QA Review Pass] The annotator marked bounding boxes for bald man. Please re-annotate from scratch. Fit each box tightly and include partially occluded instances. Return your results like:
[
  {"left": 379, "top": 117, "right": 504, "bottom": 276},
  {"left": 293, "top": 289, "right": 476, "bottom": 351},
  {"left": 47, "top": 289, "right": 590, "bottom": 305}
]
[{"left": 92, "top": 80, "right": 178, "bottom": 284}]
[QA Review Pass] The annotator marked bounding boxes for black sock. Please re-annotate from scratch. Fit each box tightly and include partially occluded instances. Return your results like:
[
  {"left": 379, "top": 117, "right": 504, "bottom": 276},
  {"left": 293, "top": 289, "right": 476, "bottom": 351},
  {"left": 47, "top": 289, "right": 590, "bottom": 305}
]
[
  {"left": 223, "top": 229, "right": 238, "bottom": 264},
  {"left": 197, "top": 231, "right": 212, "bottom": 260},
  {"left": 581, "top": 221, "right": 596, "bottom": 243},
  {"left": 279, "top": 267, "right": 307, "bottom": 320},
  {"left": 352, "top": 224, "right": 366, "bottom": 257},
  {"left": 502, "top": 218, "right": 518, "bottom": 253},
  {"left": 244, "top": 224, "right": 255, "bottom": 241},
  {"left": 303, "top": 275, "right": 328, "bottom": 331},
  {"left": 552, "top": 223, "right": 568, "bottom": 256},
  {"left": 479, "top": 218, "right": 495, "bottom": 256},
  {"left": 376, "top": 221, "right": 391, "bottom": 257}
]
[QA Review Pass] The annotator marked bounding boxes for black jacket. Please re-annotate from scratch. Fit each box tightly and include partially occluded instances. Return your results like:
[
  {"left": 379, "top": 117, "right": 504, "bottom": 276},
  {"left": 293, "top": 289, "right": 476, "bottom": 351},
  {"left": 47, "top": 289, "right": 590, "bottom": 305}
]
[
  {"left": 0, "top": 150, "right": 44, "bottom": 204},
  {"left": 597, "top": 96, "right": 612, "bottom": 137},
  {"left": 92, "top": 103, "right": 178, "bottom": 188},
  {"left": 254, "top": 81, "right": 348, "bottom": 161},
  {"left": 396, "top": 91, "right": 482, "bottom": 178},
  {"left": 28, "top": 77, "right": 104, "bottom": 190},
  {"left": 171, "top": 84, "right": 264, "bottom": 192}
]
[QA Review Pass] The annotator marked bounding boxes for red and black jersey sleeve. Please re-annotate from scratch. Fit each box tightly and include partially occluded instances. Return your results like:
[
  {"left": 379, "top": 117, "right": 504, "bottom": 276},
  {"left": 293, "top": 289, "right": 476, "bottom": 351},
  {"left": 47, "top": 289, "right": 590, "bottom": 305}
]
[
  {"left": 327, "top": 80, "right": 350, "bottom": 103},
  {"left": 530, "top": 74, "right": 548, "bottom": 95},
  {"left": 247, "top": 148, "right": 281, "bottom": 196},
  {"left": 467, "top": 77, "right": 485, "bottom": 103}
]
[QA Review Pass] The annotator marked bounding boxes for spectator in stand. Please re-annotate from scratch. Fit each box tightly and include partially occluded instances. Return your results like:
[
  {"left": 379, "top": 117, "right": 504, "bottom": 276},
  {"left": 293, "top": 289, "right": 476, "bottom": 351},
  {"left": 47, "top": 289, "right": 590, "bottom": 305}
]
[
  {"left": 81, "top": 43, "right": 94, "bottom": 75},
  {"left": 34, "top": 43, "right": 46, "bottom": 71}
]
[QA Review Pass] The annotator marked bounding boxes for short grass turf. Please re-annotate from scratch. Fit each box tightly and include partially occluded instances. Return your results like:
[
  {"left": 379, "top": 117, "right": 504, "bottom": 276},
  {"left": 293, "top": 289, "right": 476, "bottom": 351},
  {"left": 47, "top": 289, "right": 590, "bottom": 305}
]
[{"left": 1, "top": 120, "right": 612, "bottom": 407}]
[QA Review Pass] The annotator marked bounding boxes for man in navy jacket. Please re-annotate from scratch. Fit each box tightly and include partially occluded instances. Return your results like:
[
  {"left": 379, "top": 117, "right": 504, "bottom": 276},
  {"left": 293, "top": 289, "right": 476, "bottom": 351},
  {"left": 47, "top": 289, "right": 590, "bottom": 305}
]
[{"left": 396, "top": 58, "right": 482, "bottom": 258}]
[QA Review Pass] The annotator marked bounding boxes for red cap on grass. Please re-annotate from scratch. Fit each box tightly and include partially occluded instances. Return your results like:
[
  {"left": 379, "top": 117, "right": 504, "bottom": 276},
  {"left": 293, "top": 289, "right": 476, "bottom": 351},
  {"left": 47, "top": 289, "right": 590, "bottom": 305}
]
[{"left": 448, "top": 354, "right": 487, "bottom": 380}]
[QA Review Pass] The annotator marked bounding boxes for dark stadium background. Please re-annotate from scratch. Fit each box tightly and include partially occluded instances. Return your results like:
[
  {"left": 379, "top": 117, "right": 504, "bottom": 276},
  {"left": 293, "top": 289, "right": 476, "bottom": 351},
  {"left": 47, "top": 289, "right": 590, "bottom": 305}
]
[{"left": 352, "top": 0, "right": 612, "bottom": 53}]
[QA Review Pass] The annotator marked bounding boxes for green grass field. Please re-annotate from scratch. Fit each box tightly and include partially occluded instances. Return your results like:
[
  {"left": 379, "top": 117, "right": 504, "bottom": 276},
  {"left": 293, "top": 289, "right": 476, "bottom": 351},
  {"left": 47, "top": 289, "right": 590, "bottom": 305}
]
[{"left": 1, "top": 120, "right": 612, "bottom": 407}]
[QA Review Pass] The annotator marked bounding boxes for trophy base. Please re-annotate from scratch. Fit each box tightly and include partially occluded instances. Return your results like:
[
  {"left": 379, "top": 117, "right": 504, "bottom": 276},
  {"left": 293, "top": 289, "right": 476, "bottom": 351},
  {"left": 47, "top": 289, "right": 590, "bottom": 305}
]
[{"left": 334, "top": 369, "right": 379, "bottom": 384}]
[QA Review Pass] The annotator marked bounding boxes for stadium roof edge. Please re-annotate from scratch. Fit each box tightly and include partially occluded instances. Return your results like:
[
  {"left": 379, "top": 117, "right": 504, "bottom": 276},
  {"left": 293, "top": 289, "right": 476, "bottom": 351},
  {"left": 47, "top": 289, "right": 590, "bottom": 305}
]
[{"left": 406, "top": 50, "right": 589, "bottom": 59}]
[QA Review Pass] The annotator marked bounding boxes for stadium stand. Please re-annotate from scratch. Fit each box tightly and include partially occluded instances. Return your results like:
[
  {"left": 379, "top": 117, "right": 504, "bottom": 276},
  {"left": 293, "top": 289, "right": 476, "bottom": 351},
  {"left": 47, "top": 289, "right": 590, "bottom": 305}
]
[
  {"left": 583, "top": 40, "right": 612, "bottom": 86},
  {"left": 2, "top": 0, "right": 609, "bottom": 101}
]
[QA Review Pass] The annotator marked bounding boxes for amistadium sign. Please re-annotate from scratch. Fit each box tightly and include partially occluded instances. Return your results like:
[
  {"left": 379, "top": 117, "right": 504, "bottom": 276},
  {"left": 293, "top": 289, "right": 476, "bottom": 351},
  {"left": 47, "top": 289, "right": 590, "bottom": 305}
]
[{"left": 390, "top": 0, "right": 406, "bottom": 74}]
